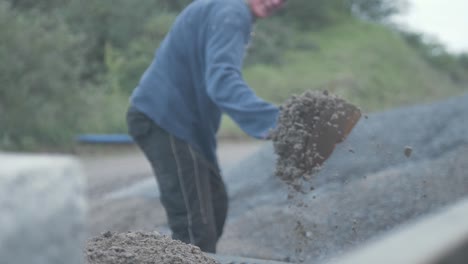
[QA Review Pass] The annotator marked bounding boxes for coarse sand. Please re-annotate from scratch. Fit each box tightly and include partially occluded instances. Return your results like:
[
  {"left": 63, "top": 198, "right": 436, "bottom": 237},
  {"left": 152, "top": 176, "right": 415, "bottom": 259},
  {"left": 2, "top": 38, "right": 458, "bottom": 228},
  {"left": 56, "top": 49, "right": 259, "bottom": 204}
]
[
  {"left": 85, "top": 231, "right": 218, "bottom": 264},
  {"left": 271, "top": 90, "right": 360, "bottom": 192}
]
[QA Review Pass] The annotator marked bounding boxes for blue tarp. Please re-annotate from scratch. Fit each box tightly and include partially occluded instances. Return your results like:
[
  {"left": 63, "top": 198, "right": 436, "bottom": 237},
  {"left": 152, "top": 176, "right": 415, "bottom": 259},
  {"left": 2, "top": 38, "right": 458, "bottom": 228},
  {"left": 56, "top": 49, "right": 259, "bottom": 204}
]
[{"left": 76, "top": 134, "right": 134, "bottom": 144}]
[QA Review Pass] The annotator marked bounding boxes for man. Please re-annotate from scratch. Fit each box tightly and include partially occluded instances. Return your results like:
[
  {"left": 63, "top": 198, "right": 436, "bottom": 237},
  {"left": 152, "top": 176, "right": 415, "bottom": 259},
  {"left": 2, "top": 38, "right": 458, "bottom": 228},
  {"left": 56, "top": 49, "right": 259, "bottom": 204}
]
[{"left": 126, "top": 0, "right": 286, "bottom": 253}]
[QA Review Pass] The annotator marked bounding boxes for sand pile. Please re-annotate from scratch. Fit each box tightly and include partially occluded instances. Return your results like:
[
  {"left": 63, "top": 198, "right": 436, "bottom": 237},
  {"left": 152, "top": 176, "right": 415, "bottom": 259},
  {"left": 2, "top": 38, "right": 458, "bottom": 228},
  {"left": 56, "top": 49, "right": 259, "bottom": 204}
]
[
  {"left": 85, "top": 231, "right": 218, "bottom": 264},
  {"left": 271, "top": 90, "right": 361, "bottom": 192}
]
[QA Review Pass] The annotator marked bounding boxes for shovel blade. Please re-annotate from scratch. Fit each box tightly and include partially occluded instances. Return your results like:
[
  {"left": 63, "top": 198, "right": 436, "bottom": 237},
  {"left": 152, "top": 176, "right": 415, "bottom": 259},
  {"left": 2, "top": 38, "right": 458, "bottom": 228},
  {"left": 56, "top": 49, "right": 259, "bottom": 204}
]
[{"left": 310, "top": 102, "right": 361, "bottom": 166}]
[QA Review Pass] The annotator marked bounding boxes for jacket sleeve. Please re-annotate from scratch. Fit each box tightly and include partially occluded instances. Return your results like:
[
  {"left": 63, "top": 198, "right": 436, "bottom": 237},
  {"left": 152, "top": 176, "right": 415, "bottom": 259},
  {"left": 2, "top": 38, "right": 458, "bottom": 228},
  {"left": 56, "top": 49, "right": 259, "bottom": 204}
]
[{"left": 204, "top": 10, "right": 279, "bottom": 139}]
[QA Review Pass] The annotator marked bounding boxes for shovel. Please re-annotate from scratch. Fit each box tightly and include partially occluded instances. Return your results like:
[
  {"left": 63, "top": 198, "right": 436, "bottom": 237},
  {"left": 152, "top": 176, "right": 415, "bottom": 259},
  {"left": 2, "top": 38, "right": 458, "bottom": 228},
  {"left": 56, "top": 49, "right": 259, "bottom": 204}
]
[{"left": 308, "top": 100, "right": 361, "bottom": 167}]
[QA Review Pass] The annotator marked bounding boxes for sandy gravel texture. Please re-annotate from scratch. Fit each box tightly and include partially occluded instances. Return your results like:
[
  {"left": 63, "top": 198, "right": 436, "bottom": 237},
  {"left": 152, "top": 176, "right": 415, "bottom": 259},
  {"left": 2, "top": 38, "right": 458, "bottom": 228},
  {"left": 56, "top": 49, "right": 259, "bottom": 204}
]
[
  {"left": 85, "top": 231, "right": 218, "bottom": 264},
  {"left": 271, "top": 90, "right": 360, "bottom": 192},
  {"left": 219, "top": 145, "right": 468, "bottom": 263}
]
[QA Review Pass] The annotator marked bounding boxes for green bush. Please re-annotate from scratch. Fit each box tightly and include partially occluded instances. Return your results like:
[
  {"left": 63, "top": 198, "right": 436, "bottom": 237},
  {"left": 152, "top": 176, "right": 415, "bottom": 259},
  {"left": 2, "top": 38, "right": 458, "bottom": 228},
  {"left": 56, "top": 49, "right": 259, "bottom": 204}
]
[
  {"left": 245, "top": 17, "right": 296, "bottom": 66},
  {"left": 103, "top": 12, "right": 176, "bottom": 95},
  {"left": 0, "top": 3, "right": 93, "bottom": 150},
  {"left": 346, "top": 0, "right": 408, "bottom": 21},
  {"left": 400, "top": 31, "right": 468, "bottom": 83}
]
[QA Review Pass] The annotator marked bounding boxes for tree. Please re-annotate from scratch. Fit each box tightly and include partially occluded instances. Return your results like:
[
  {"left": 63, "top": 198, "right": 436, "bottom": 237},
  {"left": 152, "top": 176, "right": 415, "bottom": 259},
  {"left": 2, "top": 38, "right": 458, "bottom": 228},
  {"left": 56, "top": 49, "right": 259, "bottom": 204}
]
[
  {"left": 0, "top": 2, "right": 93, "bottom": 150},
  {"left": 3, "top": 0, "right": 65, "bottom": 10},
  {"left": 279, "top": 0, "right": 349, "bottom": 30},
  {"left": 346, "top": 0, "right": 408, "bottom": 21}
]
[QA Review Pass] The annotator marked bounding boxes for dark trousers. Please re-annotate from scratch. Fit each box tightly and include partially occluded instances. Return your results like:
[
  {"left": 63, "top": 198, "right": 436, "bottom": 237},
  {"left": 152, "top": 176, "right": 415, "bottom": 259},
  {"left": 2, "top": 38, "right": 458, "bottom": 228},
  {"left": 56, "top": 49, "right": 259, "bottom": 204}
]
[{"left": 126, "top": 107, "right": 228, "bottom": 253}]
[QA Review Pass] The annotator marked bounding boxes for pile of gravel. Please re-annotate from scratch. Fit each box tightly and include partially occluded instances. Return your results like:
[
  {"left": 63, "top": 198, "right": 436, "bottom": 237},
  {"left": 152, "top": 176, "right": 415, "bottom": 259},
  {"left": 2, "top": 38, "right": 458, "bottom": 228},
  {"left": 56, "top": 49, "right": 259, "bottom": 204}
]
[{"left": 85, "top": 231, "right": 218, "bottom": 264}]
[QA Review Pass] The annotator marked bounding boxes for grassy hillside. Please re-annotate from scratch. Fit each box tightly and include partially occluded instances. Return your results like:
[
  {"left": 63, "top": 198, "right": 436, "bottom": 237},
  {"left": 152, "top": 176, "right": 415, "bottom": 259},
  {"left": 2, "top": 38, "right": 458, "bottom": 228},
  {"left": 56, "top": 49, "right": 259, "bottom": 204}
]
[{"left": 219, "top": 19, "right": 467, "bottom": 139}]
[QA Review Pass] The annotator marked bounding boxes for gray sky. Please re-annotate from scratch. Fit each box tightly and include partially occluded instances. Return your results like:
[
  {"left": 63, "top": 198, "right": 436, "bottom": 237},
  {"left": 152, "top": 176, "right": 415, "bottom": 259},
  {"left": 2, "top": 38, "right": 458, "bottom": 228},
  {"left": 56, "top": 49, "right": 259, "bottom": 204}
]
[{"left": 392, "top": 0, "right": 468, "bottom": 53}]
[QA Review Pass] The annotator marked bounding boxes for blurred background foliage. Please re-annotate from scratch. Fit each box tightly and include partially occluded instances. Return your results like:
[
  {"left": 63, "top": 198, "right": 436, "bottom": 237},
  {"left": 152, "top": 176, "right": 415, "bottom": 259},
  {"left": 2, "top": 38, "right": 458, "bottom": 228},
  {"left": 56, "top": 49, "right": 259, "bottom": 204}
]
[{"left": 1, "top": 0, "right": 467, "bottom": 150}]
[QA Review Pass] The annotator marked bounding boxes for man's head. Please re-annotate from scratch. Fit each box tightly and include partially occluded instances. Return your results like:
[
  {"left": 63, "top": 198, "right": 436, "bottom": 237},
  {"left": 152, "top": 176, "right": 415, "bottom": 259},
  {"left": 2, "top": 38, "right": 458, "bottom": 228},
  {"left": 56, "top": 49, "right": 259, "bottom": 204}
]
[{"left": 247, "top": 0, "right": 286, "bottom": 18}]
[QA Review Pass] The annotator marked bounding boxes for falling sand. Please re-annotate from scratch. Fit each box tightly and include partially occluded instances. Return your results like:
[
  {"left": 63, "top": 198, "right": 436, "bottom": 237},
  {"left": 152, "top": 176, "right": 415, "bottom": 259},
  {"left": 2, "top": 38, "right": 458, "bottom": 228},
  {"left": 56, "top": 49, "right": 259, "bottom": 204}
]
[{"left": 270, "top": 90, "right": 361, "bottom": 262}]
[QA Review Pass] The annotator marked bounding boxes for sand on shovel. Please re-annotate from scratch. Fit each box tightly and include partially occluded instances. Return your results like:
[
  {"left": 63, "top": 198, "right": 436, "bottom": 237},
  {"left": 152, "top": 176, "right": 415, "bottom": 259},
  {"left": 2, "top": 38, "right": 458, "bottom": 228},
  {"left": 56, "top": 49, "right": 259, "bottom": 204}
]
[
  {"left": 85, "top": 231, "right": 219, "bottom": 264},
  {"left": 271, "top": 90, "right": 361, "bottom": 192}
]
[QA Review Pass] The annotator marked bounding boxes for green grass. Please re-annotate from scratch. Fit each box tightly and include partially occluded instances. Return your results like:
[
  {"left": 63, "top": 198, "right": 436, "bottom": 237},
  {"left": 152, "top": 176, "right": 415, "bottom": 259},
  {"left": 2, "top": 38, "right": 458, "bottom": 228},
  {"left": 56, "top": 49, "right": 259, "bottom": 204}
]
[{"left": 218, "top": 19, "right": 467, "bottom": 139}]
